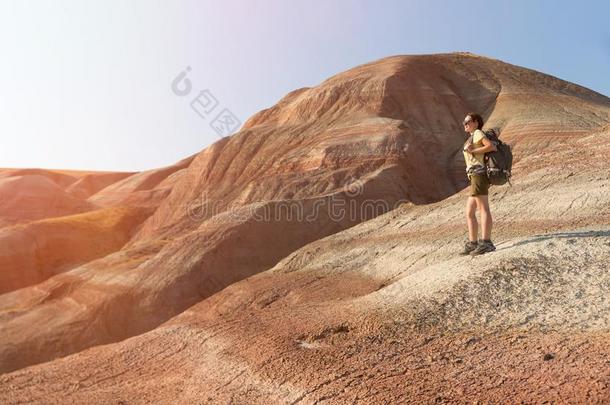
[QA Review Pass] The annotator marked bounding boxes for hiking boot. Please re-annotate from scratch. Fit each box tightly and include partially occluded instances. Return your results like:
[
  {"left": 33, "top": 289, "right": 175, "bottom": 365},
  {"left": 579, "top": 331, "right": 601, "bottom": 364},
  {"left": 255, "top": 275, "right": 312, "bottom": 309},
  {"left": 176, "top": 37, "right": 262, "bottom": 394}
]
[
  {"left": 460, "top": 240, "right": 478, "bottom": 255},
  {"left": 470, "top": 239, "right": 496, "bottom": 256}
]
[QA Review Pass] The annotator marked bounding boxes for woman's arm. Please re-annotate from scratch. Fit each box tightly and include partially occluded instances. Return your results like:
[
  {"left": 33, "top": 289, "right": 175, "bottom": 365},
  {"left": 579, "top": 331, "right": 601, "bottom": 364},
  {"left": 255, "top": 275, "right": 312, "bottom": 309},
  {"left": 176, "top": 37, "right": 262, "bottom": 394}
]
[{"left": 467, "top": 136, "right": 497, "bottom": 154}]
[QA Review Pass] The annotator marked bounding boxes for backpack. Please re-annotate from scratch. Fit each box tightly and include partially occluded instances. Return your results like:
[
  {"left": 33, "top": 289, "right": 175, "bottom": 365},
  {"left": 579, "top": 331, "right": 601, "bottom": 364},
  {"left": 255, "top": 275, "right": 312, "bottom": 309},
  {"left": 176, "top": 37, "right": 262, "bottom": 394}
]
[{"left": 483, "top": 128, "right": 513, "bottom": 185}]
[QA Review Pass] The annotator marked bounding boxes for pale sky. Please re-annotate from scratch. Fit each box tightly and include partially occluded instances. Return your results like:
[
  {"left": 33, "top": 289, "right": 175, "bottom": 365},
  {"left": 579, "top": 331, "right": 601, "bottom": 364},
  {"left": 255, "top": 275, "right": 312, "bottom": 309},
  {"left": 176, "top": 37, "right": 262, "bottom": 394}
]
[{"left": 1, "top": 0, "right": 609, "bottom": 171}]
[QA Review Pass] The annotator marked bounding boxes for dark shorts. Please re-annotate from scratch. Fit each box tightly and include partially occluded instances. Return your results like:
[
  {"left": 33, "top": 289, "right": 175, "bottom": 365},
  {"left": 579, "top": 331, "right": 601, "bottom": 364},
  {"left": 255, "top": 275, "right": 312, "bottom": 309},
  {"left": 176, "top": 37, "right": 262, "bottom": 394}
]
[{"left": 469, "top": 174, "right": 489, "bottom": 196}]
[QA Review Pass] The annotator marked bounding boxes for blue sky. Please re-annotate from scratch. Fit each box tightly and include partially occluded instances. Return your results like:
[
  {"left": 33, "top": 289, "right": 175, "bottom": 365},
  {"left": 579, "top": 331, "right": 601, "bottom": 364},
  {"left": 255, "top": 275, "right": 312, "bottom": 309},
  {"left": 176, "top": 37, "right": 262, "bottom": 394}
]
[{"left": 1, "top": 0, "right": 608, "bottom": 171}]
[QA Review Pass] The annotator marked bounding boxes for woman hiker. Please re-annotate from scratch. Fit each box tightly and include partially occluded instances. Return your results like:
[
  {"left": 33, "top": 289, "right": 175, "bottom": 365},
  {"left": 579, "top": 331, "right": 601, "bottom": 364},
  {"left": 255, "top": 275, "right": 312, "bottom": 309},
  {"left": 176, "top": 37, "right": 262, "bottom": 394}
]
[{"left": 461, "top": 113, "right": 497, "bottom": 256}]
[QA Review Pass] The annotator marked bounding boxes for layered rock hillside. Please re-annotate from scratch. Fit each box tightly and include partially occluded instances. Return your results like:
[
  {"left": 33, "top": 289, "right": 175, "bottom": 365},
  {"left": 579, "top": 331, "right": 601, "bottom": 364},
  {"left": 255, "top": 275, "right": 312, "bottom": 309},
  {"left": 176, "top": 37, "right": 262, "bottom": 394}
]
[{"left": 1, "top": 52, "right": 609, "bottom": 403}]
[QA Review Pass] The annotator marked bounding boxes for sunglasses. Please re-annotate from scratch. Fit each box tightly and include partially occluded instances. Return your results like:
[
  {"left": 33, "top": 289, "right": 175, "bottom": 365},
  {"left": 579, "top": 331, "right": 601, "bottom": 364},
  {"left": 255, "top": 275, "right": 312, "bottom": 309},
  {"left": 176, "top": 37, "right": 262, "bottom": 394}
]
[{"left": 463, "top": 119, "right": 473, "bottom": 126}]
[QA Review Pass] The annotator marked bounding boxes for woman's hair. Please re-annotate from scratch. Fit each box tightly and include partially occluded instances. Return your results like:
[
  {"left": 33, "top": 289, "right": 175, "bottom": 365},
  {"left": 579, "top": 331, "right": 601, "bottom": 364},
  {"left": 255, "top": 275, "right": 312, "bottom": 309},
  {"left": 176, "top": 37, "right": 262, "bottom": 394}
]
[{"left": 465, "top": 112, "right": 484, "bottom": 130}]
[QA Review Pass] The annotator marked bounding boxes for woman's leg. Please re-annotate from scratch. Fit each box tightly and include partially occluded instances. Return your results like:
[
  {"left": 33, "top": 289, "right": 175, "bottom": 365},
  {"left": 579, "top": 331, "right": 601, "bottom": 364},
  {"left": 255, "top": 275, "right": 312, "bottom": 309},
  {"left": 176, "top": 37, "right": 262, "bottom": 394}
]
[
  {"left": 475, "top": 195, "right": 493, "bottom": 240},
  {"left": 466, "top": 196, "right": 478, "bottom": 241}
]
